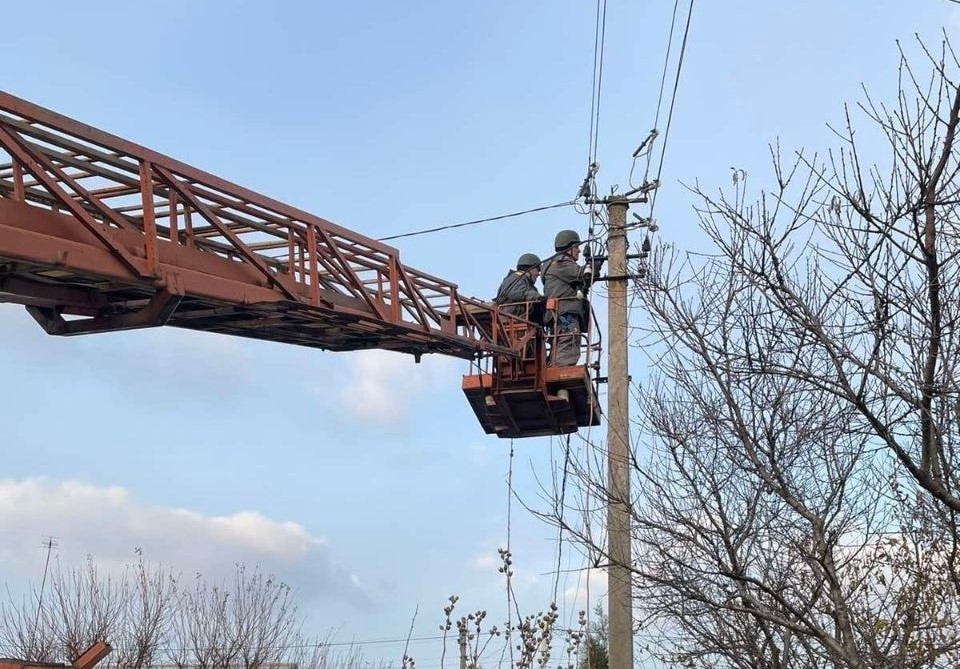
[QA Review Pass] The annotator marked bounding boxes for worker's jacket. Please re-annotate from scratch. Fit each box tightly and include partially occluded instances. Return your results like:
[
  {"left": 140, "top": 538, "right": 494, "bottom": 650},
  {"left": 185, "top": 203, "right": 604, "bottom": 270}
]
[
  {"left": 494, "top": 270, "right": 543, "bottom": 319},
  {"left": 541, "top": 255, "right": 594, "bottom": 319}
]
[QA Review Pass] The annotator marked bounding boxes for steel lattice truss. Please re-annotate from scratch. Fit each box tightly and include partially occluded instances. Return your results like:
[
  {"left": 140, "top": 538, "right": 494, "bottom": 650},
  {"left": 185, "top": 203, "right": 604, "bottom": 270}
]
[{"left": 0, "top": 91, "right": 515, "bottom": 359}]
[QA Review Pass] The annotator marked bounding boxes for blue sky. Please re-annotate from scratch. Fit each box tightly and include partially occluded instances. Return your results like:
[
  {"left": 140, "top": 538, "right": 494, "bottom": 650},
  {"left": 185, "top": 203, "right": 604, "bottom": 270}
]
[{"left": 1, "top": 1, "right": 958, "bottom": 666}]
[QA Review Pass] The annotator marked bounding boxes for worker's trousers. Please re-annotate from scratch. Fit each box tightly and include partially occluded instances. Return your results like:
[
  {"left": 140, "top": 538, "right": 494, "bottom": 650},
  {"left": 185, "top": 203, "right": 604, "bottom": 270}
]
[{"left": 548, "top": 314, "right": 581, "bottom": 366}]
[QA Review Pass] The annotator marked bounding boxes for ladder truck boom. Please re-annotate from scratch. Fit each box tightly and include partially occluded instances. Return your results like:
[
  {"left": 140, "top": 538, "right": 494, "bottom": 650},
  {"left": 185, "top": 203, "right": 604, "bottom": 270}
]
[{"left": 0, "top": 91, "right": 599, "bottom": 437}]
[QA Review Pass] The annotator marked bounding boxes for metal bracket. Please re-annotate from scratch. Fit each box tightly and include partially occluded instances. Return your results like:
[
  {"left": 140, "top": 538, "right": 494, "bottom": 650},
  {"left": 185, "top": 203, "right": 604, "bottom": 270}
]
[
  {"left": 0, "top": 275, "right": 106, "bottom": 312},
  {"left": 27, "top": 289, "right": 183, "bottom": 336},
  {"left": 583, "top": 196, "right": 648, "bottom": 206},
  {"left": 595, "top": 274, "right": 644, "bottom": 282}
]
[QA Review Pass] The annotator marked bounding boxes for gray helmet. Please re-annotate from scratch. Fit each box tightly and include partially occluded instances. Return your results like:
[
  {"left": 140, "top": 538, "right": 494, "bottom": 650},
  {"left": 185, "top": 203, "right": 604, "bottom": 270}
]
[
  {"left": 516, "top": 253, "right": 542, "bottom": 270},
  {"left": 554, "top": 229, "right": 581, "bottom": 251}
]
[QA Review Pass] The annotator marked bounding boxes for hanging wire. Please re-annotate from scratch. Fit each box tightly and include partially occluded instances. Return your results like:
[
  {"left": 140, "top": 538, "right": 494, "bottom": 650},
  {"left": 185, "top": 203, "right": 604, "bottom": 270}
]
[
  {"left": 552, "top": 435, "right": 573, "bottom": 606},
  {"left": 578, "top": 389, "right": 600, "bottom": 669},
  {"left": 648, "top": 0, "right": 696, "bottom": 219},
  {"left": 590, "top": 0, "right": 609, "bottom": 167},
  {"left": 505, "top": 439, "right": 516, "bottom": 669},
  {"left": 624, "top": 0, "right": 697, "bottom": 370},
  {"left": 585, "top": 0, "right": 609, "bottom": 168},
  {"left": 546, "top": 1, "right": 610, "bottom": 645},
  {"left": 378, "top": 201, "right": 575, "bottom": 241},
  {"left": 639, "top": 0, "right": 683, "bottom": 188},
  {"left": 585, "top": 0, "right": 602, "bottom": 166},
  {"left": 577, "top": 0, "right": 608, "bottom": 239}
]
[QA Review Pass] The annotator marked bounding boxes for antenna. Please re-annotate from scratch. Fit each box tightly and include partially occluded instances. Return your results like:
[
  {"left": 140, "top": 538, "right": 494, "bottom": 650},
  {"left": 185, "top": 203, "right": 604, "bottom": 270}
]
[{"left": 28, "top": 536, "right": 59, "bottom": 660}]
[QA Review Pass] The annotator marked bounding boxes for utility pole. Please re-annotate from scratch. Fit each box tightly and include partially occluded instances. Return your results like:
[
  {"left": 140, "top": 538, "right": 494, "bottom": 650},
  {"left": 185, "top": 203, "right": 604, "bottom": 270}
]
[{"left": 605, "top": 197, "right": 633, "bottom": 669}]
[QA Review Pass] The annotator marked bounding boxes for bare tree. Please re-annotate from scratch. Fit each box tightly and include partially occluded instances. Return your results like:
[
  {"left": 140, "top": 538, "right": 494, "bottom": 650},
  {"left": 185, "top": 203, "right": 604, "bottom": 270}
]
[
  {"left": 0, "top": 586, "right": 58, "bottom": 662},
  {"left": 109, "top": 555, "right": 177, "bottom": 669},
  {"left": 49, "top": 560, "right": 126, "bottom": 662},
  {"left": 1, "top": 557, "right": 373, "bottom": 669},
  {"left": 169, "top": 565, "right": 300, "bottom": 669},
  {"left": 543, "top": 36, "right": 960, "bottom": 668},
  {"left": 672, "top": 36, "right": 960, "bottom": 583}
]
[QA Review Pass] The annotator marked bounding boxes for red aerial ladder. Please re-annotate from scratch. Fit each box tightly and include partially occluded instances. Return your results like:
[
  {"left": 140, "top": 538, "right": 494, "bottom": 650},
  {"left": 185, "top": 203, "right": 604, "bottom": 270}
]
[{"left": 0, "top": 91, "right": 600, "bottom": 438}]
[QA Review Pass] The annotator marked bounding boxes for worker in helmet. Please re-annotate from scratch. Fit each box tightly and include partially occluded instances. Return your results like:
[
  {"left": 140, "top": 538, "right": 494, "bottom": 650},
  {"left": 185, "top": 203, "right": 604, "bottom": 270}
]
[
  {"left": 494, "top": 253, "right": 544, "bottom": 321},
  {"left": 542, "top": 229, "right": 600, "bottom": 366}
]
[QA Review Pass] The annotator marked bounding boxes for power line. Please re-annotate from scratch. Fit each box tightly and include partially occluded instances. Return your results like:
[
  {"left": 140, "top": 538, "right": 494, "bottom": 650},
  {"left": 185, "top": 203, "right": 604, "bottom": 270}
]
[
  {"left": 551, "top": 435, "right": 573, "bottom": 606},
  {"left": 585, "top": 0, "right": 609, "bottom": 168},
  {"left": 504, "top": 440, "right": 517, "bottom": 669},
  {"left": 319, "top": 636, "right": 445, "bottom": 648},
  {"left": 639, "top": 0, "right": 682, "bottom": 188},
  {"left": 377, "top": 201, "right": 575, "bottom": 242},
  {"left": 580, "top": 0, "right": 608, "bottom": 228},
  {"left": 590, "top": 0, "right": 609, "bottom": 166},
  {"left": 93, "top": 635, "right": 451, "bottom": 655},
  {"left": 649, "top": 0, "right": 696, "bottom": 217},
  {"left": 653, "top": 0, "right": 682, "bottom": 133},
  {"left": 586, "top": 0, "right": 602, "bottom": 165}
]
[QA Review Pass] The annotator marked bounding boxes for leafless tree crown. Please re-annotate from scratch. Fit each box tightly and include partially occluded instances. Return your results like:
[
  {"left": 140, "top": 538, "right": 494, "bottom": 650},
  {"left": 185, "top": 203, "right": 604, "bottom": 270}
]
[{"left": 547, "top": 37, "right": 960, "bottom": 669}]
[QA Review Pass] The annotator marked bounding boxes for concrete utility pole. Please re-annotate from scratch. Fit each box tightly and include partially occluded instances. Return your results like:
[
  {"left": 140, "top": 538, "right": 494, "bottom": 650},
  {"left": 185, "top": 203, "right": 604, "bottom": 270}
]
[{"left": 605, "top": 197, "right": 633, "bottom": 669}]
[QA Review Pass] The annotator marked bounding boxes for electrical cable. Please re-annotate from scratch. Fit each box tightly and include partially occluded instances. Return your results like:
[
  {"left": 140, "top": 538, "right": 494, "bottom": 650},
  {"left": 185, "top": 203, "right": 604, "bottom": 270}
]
[
  {"left": 579, "top": 0, "right": 608, "bottom": 238},
  {"left": 640, "top": 0, "right": 682, "bottom": 187},
  {"left": 551, "top": 434, "right": 573, "bottom": 606},
  {"left": 585, "top": 0, "right": 604, "bottom": 166},
  {"left": 566, "top": 0, "right": 610, "bottom": 613},
  {"left": 649, "top": 0, "right": 696, "bottom": 218},
  {"left": 590, "top": 0, "right": 608, "bottom": 167},
  {"left": 653, "top": 0, "right": 682, "bottom": 138},
  {"left": 505, "top": 440, "right": 516, "bottom": 669},
  {"left": 377, "top": 201, "right": 575, "bottom": 242}
]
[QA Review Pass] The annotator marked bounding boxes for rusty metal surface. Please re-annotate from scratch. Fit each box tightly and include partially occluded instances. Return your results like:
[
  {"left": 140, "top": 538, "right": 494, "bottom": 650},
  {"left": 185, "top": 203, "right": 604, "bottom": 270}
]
[
  {"left": 460, "top": 298, "right": 602, "bottom": 438},
  {"left": 462, "top": 365, "right": 601, "bottom": 438},
  {"left": 0, "top": 91, "right": 516, "bottom": 359}
]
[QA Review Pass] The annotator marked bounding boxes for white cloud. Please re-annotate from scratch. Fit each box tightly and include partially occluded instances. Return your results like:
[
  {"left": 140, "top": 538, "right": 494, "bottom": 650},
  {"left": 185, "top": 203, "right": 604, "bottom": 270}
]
[
  {"left": 0, "top": 478, "right": 367, "bottom": 607},
  {"left": 335, "top": 349, "right": 453, "bottom": 427}
]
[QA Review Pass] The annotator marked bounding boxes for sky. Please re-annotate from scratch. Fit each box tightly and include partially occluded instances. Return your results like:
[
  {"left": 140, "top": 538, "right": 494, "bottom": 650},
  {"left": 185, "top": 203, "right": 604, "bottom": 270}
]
[{"left": 0, "top": 1, "right": 958, "bottom": 667}]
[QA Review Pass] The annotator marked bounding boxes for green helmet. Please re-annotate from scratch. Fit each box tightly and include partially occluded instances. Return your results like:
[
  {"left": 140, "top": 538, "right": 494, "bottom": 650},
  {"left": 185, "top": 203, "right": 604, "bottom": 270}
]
[
  {"left": 554, "top": 229, "right": 581, "bottom": 251},
  {"left": 516, "top": 253, "right": 542, "bottom": 270}
]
